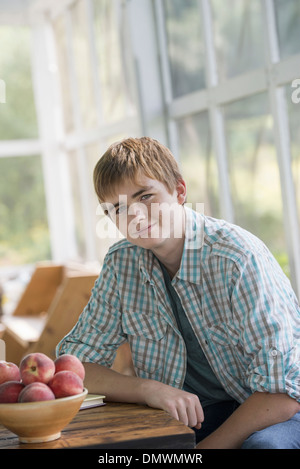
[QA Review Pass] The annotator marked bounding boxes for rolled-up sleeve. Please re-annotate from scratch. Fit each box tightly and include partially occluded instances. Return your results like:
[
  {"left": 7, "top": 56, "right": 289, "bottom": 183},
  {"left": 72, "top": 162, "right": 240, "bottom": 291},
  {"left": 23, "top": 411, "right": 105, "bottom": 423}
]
[
  {"left": 56, "top": 255, "right": 126, "bottom": 366},
  {"left": 231, "top": 249, "right": 300, "bottom": 403}
]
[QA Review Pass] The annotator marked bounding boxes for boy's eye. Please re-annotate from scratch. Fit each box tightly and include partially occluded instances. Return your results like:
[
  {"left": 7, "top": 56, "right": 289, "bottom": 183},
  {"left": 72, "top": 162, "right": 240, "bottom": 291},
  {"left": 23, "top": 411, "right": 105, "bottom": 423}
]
[{"left": 140, "top": 194, "right": 152, "bottom": 201}]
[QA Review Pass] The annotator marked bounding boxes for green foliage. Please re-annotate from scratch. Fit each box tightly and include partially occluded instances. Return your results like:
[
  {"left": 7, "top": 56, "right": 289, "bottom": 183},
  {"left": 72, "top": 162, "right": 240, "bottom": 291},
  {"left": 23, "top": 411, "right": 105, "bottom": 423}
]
[
  {"left": 0, "top": 26, "right": 38, "bottom": 140},
  {"left": 0, "top": 26, "right": 50, "bottom": 266},
  {"left": 0, "top": 156, "right": 51, "bottom": 266}
]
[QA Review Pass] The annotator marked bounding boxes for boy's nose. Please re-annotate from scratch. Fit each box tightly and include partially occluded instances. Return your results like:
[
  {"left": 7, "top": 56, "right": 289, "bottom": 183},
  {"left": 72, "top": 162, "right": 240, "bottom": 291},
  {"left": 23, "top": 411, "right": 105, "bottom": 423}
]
[{"left": 129, "top": 202, "right": 147, "bottom": 218}]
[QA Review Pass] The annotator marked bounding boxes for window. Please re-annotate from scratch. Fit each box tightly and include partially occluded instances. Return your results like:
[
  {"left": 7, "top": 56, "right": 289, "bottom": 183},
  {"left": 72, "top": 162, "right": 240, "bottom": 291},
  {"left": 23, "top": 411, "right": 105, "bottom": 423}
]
[
  {"left": 51, "top": 0, "right": 139, "bottom": 263},
  {"left": 71, "top": 0, "right": 98, "bottom": 131},
  {"left": 52, "top": 16, "right": 75, "bottom": 134},
  {"left": 223, "top": 93, "right": 287, "bottom": 273},
  {"left": 0, "top": 155, "right": 50, "bottom": 266},
  {"left": 176, "top": 111, "right": 220, "bottom": 217},
  {"left": 93, "top": 0, "right": 137, "bottom": 122},
  {"left": 211, "top": 0, "right": 265, "bottom": 81},
  {"left": 155, "top": 0, "right": 300, "bottom": 295},
  {"left": 0, "top": 26, "right": 38, "bottom": 140},
  {"left": 274, "top": 0, "right": 300, "bottom": 59},
  {"left": 163, "top": 0, "right": 206, "bottom": 98},
  {"left": 286, "top": 84, "right": 300, "bottom": 225},
  {"left": 9, "top": 0, "right": 298, "bottom": 296},
  {"left": 0, "top": 26, "right": 50, "bottom": 267}
]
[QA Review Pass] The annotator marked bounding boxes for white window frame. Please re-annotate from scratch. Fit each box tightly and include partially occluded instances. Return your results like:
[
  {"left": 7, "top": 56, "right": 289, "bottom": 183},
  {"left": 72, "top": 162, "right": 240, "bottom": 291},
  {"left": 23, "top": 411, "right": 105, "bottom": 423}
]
[
  {"left": 151, "top": 0, "right": 300, "bottom": 298},
  {"left": 26, "top": 0, "right": 300, "bottom": 296}
]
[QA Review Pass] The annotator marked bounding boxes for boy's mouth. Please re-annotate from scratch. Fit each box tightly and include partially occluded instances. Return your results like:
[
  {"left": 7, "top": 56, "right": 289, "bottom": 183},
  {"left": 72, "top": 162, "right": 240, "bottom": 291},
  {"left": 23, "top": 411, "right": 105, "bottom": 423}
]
[{"left": 135, "top": 222, "right": 158, "bottom": 237}]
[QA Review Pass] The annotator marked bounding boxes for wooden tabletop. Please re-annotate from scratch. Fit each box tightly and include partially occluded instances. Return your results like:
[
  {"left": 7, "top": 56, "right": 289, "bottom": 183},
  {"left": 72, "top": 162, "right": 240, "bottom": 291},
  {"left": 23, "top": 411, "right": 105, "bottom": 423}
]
[{"left": 0, "top": 402, "right": 195, "bottom": 449}]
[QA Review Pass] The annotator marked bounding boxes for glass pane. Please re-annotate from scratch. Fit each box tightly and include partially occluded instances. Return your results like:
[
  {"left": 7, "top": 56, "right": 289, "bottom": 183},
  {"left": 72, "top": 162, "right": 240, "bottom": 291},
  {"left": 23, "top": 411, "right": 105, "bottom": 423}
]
[
  {"left": 70, "top": 0, "right": 98, "bottom": 130},
  {"left": 211, "top": 0, "right": 265, "bottom": 81},
  {"left": 0, "top": 156, "right": 51, "bottom": 266},
  {"left": 93, "top": 0, "right": 136, "bottom": 122},
  {"left": 0, "top": 26, "right": 38, "bottom": 139},
  {"left": 176, "top": 111, "right": 220, "bottom": 218},
  {"left": 52, "top": 15, "right": 75, "bottom": 133},
  {"left": 274, "top": 0, "right": 300, "bottom": 59},
  {"left": 163, "top": 0, "right": 205, "bottom": 98},
  {"left": 67, "top": 151, "right": 86, "bottom": 259},
  {"left": 223, "top": 93, "right": 289, "bottom": 275},
  {"left": 286, "top": 84, "right": 300, "bottom": 225},
  {"left": 86, "top": 143, "right": 121, "bottom": 264}
]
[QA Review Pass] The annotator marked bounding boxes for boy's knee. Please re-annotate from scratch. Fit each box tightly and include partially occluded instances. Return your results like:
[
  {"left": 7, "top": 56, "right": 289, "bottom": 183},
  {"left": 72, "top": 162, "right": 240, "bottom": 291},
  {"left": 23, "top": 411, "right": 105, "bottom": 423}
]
[
  {"left": 242, "top": 413, "right": 300, "bottom": 449},
  {"left": 241, "top": 431, "right": 280, "bottom": 449}
]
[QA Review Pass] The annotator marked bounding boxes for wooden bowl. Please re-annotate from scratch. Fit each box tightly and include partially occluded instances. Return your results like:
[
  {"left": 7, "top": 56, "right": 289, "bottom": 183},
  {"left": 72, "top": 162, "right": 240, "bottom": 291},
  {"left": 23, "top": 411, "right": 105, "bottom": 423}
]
[{"left": 0, "top": 388, "right": 88, "bottom": 443}]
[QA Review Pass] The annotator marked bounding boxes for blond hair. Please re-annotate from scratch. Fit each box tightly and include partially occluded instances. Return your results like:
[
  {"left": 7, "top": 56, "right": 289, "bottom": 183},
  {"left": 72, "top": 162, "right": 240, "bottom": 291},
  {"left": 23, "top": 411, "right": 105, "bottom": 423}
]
[{"left": 93, "top": 137, "right": 183, "bottom": 202}]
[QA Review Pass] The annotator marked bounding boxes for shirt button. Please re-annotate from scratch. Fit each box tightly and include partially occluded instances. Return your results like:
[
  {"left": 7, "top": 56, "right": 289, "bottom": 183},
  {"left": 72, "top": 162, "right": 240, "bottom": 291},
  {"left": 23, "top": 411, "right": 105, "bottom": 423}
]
[
  {"left": 270, "top": 349, "right": 278, "bottom": 357},
  {"left": 174, "top": 378, "right": 181, "bottom": 384}
]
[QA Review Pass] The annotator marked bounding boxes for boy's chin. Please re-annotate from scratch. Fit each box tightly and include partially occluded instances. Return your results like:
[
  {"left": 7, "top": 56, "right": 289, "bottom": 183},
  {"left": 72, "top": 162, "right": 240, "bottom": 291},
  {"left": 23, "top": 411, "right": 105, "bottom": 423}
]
[{"left": 128, "top": 235, "right": 169, "bottom": 249}]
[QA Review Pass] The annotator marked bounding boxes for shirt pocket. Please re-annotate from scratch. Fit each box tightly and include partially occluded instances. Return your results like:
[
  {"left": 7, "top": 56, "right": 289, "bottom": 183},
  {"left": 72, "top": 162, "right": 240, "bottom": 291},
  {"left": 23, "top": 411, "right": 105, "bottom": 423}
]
[
  {"left": 206, "top": 323, "right": 247, "bottom": 383},
  {"left": 122, "top": 310, "right": 167, "bottom": 375},
  {"left": 207, "top": 323, "right": 239, "bottom": 347}
]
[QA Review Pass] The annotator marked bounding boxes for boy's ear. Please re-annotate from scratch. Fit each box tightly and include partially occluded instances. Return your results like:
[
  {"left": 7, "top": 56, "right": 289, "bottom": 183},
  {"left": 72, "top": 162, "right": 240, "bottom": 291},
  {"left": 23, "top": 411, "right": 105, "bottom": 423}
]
[{"left": 176, "top": 179, "right": 187, "bottom": 205}]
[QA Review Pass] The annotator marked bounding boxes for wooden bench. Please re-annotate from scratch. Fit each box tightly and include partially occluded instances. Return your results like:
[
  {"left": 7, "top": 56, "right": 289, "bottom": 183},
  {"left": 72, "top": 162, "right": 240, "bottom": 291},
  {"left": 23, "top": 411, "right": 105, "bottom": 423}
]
[
  {"left": 0, "top": 264, "right": 98, "bottom": 362},
  {"left": 0, "top": 263, "right": 135, "bottom": 376}
]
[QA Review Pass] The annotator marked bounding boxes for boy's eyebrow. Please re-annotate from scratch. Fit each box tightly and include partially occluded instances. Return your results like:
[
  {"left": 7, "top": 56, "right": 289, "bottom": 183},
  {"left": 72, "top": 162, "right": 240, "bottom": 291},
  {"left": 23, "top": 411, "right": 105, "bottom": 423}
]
[
  {"left": 111, "top": 185, "right": 154, "bottom": 210},
  {"left": 131, "top": 185, "right": 153, "bottom": 200}
]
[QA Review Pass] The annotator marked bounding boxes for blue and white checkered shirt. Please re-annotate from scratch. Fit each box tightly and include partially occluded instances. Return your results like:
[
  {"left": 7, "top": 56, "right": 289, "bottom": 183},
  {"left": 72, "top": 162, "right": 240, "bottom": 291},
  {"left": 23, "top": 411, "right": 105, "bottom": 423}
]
[{"left": 57, "top": 207, "right": 300, "bottom": 404}]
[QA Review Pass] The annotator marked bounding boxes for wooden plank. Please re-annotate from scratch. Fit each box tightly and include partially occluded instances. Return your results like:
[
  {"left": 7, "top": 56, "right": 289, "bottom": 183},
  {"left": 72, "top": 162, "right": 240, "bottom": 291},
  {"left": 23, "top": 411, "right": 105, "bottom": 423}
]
[
  {"left": 0, "top": 328, "right": 28, "bottom": 363},
  {"left": 1, "top": 316, "right": 46, "bottom": 343},
  {"left": 28, "top": 274, "right": 97, "bottom": 359},
  {"left": 12, "top": 264, "right": 64, "bottom": 317}
]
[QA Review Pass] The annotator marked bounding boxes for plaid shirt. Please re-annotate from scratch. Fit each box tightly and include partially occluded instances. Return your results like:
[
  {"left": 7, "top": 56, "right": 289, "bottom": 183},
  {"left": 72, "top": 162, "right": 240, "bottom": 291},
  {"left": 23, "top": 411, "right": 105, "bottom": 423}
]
[{"left": 57, "top": 207, "right": 300, "bottom": 404}]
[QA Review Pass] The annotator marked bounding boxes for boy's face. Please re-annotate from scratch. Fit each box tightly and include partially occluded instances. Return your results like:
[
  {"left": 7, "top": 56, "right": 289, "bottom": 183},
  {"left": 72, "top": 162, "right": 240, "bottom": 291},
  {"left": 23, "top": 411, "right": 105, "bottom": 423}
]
[{"left": 102, "top": 173, "right": 186, "bottom": 250}]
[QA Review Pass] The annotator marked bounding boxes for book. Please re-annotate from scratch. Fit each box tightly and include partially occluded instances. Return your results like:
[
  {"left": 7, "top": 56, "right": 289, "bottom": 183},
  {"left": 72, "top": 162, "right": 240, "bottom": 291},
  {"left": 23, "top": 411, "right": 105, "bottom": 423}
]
[{"left": 80, "top": 393, "right": 106, "bottom": 410}]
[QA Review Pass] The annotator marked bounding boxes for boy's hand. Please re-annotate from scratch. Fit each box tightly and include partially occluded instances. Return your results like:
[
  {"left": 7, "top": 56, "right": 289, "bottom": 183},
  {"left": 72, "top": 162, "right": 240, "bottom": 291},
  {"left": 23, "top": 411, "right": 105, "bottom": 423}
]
[
  {"left": 141, "top": 379, "right": 204, "bottom": 429},
  {"left": 83, "top": 362, "right": 203, "bottom": 429}
]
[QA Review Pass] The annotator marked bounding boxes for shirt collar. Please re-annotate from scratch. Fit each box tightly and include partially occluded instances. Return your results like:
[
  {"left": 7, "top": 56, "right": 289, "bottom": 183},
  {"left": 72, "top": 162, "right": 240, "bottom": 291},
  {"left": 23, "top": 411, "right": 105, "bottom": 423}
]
[
  {"left": 176, "top": 206, "right": 204, "bottom": 285},
  {"left": 138, "top": 206, "right": 204, "bottom": 286}
]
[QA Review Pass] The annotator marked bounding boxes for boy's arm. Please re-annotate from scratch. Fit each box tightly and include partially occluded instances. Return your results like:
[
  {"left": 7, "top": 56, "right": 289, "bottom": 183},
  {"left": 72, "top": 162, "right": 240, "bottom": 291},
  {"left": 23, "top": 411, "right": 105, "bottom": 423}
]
[
  {"left": 83, "top": 362, "right": 204, "bottom": 429},
  {"left": 195, "top": 391, "right": 300, "bottom": 449}
]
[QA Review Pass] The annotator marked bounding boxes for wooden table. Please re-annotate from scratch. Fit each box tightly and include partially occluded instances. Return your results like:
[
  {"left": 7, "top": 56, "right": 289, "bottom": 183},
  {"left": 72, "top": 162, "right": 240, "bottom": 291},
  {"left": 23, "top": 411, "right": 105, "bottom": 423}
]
[{"left": 0, "top": 402, "right": 195, "bottom": 449}]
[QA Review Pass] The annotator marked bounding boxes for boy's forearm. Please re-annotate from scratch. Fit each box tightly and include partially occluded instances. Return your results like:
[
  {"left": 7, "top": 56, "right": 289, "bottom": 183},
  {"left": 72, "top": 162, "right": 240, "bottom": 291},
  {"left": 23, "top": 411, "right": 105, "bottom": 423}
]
[
  {"left": 83, "top": 362, "right": 204, "bottom": 429},
  {"left": 83, "top": 362, "right": 147, "bottom": 404},
  {"left": 196, "top": 391, "right": 300, "bottom": 449}
]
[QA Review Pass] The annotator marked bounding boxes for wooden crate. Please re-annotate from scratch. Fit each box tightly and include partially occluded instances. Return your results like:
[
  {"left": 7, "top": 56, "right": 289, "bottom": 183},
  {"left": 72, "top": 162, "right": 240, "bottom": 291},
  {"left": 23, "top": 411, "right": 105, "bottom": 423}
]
[{"left": 0, "top": 266, "right": 98, "bottom": 363}]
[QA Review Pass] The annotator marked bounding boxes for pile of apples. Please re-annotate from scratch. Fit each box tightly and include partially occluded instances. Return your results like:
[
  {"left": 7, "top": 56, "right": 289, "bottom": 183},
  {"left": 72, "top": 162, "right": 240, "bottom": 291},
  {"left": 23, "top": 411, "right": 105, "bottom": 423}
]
[{"left": 0, "top": 353, "right": 85, "bottom": 403}]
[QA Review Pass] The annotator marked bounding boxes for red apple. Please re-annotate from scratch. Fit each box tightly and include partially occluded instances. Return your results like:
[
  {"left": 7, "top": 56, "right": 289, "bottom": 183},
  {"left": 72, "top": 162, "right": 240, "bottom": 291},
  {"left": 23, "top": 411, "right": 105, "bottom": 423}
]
[
  {"left": 54, "top": 354, "right": 85, "bottom": 380},
  {"left": 0, "top": 360, "right": 21, "bottom": 385},
  {"left": 0, "top": 381, "right": 25, "bottom": 403},
  {"left": 48, "top": 370, "right": 83, "bottom": 398},
  {"left": 19, "top": 353, "right": 55, "bottom": 385},
  {"left": 18, "top": 382, "right": 55, "bottom": 402}
]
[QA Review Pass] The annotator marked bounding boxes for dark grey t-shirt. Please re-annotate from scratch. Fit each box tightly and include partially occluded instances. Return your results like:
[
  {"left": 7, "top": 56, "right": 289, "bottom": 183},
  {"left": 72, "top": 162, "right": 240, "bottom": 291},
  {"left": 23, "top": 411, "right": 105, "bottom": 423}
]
[{"left": 158, "top": 259, "right": 233, "bottom": 408}]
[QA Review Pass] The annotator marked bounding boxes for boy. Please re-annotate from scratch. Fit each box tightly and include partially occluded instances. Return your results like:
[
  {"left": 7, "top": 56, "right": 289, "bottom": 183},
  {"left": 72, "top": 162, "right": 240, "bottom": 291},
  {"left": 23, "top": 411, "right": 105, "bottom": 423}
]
[{"left": 57, "top": 137, "right": 300, "bottom": 449}]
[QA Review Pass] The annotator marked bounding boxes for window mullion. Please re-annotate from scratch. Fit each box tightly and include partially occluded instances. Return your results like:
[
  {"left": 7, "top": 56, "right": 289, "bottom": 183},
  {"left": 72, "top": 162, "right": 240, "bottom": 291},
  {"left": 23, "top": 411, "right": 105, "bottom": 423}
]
[
  {"left": 262, "top": 0, "right": 300, "bottom": 298},
  {"left": 200, "top": 0, "right": 234, "bottom": 222}
]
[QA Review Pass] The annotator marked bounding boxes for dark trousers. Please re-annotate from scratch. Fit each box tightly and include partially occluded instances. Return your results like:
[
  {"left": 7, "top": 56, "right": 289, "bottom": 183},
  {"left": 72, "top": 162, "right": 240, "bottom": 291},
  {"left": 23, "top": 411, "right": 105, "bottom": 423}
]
[{"left": 193, "top": 400, "right": 240, "bottom": 443}]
